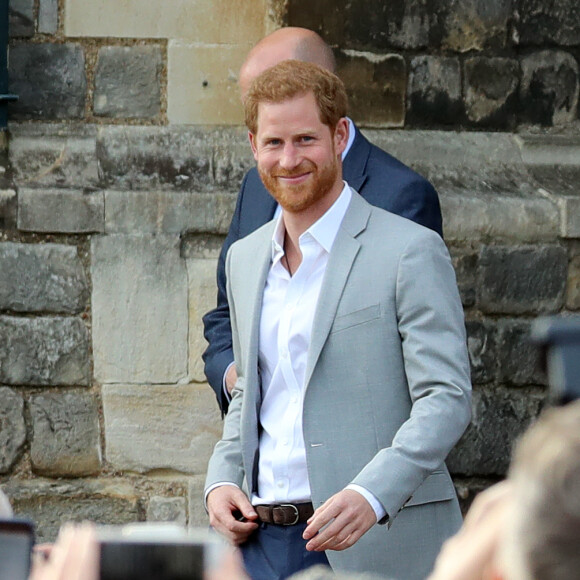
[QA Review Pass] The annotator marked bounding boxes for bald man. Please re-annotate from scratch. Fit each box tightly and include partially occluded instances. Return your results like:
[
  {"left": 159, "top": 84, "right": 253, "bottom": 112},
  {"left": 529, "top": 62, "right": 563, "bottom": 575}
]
[{"left": 202, "top": 27, "right": 443, "bottom": 413}]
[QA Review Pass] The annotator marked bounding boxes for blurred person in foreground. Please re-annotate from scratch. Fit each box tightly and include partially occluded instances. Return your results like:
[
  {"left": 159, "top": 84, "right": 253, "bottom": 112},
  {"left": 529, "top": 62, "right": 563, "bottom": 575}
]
[
  {"left": 202, "top": 27, "right": 443, "bottom": 414},
  {"left": 429, "top": 399, "right": 580, "bottom": 580}
]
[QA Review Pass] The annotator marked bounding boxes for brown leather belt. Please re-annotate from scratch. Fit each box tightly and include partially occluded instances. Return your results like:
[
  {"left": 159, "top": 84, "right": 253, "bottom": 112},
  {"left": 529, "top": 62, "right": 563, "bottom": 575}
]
[{"left": 255, "top": 502, "right": 314, "bottom": 525}]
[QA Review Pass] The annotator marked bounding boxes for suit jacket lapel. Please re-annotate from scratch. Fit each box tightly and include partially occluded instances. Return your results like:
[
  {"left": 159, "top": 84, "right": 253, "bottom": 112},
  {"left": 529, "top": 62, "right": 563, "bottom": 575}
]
[
  {"left": 305, "top": 191, "right": 371, "bottom": 388},
  {"left": 343, "top": 124, "right": 371, "bottom": 193}
]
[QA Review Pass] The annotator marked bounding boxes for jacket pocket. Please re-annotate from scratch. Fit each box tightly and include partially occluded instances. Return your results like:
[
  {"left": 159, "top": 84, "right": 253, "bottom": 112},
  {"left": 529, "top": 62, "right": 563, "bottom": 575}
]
[
  {"left": 331, "top": 304, "right": 381, "bottom": 334},
  {"left": 404, "top": 471, "right": 456, "bottom": 507}
]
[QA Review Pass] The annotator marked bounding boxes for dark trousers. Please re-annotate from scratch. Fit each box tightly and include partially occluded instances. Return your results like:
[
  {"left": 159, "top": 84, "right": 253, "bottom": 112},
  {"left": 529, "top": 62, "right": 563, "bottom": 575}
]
[{"left": 240, "top": 522, "right": 330, "bottom": 580}]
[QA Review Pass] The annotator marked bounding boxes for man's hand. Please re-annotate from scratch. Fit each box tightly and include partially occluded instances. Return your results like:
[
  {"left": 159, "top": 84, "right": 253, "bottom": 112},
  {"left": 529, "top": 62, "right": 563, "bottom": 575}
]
[
  {"left": 225, "top": 365, "right": 238, "bottom": 395},
  {"left": 302, "top": 489, "right": 376, "bottom": 552},
  {"left": 207, "top": 485, "right": 259, "bottom": 545}
]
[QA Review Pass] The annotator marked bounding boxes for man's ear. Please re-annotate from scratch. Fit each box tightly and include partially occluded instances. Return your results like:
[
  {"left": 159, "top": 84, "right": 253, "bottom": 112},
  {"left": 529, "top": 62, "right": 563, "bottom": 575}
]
[
  {"left": 334, "top": 117, "right": 349, "bottom": 157},
  {"left": 248, "top": 131, "right": 259, "bottom": 161}
]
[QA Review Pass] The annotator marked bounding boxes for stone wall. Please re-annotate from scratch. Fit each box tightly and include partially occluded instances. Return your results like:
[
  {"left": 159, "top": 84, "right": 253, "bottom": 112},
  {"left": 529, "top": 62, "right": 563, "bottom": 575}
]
[{"left": 1, "top": 0, "right": 579, "bottom": 540}]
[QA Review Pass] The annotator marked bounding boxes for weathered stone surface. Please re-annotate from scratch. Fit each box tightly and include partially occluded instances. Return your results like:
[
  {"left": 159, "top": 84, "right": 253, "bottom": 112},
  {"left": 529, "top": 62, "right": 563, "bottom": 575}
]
[
  {"left": 186, "top": 256, "right": 219, "bottom": 382},
  {"left": 0, "top": 242, "right": 88, "bottom": 313},
  {"left": 442, "top": 193, "right": 560, "bottom": 243},
  {"left": 94, "top": 46, "right": 162, "bottom": 119},
  {"left": 9, "top": 124, "right": 99, "bottom": 188},
  {"left": 519, "top": 51, "right": 579, "bottom": 126},
  {"left": 516, "top": 0, "right": 580, "bottom": 47},
  {"left": 0, "top": 189, "right": 17, "bottom": 230},
  {"left": 0, "top": 387, "right": 26, "bottom": 474},
  {"left": 104, "top": 191, "right": 235, "bottom": 235},
  {"left": 497, "top": 319, "right": 547, "bottom": 386},
  {"left": 567, "top": 244, "right": 580, "bottom": 310},
  {"left": 464, "top": 57, "right": 519, "bottom": 127},
  {"left": 441, "top": 0, "right": 511, "bottom": 52},
  {"left": 91, "top": 235, "right": 188, "bottom": 384},
  {"left": 478, "top": 245, "right": 568, "bottom": 314},
  {"left": 30, "top": 392, "right": 101, "bottom": 477},
  {"left": 0, "top": 316, "right": 90, "bottom": 386},
  {"left": 336, "top": 51, "right": 405, "bottom": 128},
  {"left": 447, "top": 388, "right": 545, "bottom": 476},
  {"left": 168, "top": 41, "right": 248, "bottom": 125},
  {"left": 465, "top": 320, "right": 496, "bottom": 385},
  {"left": 102, "top": 384, "right": 222, "bottom": 474},
  {"left": 38, "top": 0, "right": 59, "bottom": 34},
  {"left": 9, "top": 43, "right": 87, "bottom": 120},
  {"left": 4, "top": 479, "right": 140, "bottom": 542},
  {"left": 187, "top": 475, "right": 209, "bottom": 528},
  {"left": 450, "top": 249, "right": 478, "bottom": 307},
  {"left": 64, "top": 0, "right": 268, "bottom": 43},
  {"left": 147, "top": 496, "right": 187, "bottom": 526},
  {"left": 9, "top": 0, "right": 34, "bottom": 37},
  {"left": 407, "top": 56, "right": 462, "bottom": 125},
  {"left": 18, "top": 189, "right": 104, "bottom": 233},
  {"left": 97, "top": 126, "right": 252, "bottom": 191}
]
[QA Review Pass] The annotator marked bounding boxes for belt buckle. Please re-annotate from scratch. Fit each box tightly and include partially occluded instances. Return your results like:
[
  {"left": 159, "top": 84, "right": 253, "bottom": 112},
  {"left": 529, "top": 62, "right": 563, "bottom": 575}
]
[{"left": 279, "top": 503, "right": 299, "bottom": 525}]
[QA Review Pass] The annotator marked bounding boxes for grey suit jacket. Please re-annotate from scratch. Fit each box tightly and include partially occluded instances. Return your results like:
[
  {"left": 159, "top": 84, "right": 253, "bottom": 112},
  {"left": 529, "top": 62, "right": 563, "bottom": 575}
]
[{"left": 205, "top": 190, "right": 472, "bottom": 580}]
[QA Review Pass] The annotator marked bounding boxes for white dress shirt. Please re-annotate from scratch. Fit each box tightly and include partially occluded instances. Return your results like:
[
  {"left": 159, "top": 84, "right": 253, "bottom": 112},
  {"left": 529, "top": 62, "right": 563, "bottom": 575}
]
[{"left": 253, "top": 184, "right": 385, "bottom": 522}]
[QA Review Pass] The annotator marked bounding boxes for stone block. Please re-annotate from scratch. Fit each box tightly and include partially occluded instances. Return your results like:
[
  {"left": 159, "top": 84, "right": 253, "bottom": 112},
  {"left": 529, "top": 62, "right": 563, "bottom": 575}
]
[
  {"left": 465, "top": 320, "right": 496, "bottom": 385},
  {"left": 30, "top": 392, "right": 101, "bottom": 477},
  {"left": 104, "top": 191, "right": 235, "bottom": 236},
  {"left": 516, "top": 0, "right": 580, "bottom": 47},
  {"left": 567, "top": 245, "right": 580, "bottom": 310},
  {"left": 464, "top": 57, "right": 519, "bottom": 127},
  {"left": 336, "top": 51, "right": 405, "bottom": 128},
  {"left": 4, "top": 479, "right": 140, "bottom": 542},
  {"left": 9, "top": 0, "right": 34, "bottom": 37},
  {"left": 519, "top": 51, "right": 579, "bottom": 127},
  {"left": 188, "top": 475, "right": 210, "bottom": 528},
  {"left": 0, "top": 242, "right": 88, "bottom": 313},
  {"left": 64, "top": 0, "right": 267, "bottom": 43},
  {"left": 441, "top": 0, "right": 511, "bottom": 52},
  {"left": 0, "top": 387, "right": 26, "bottom": 474},
  {"left": 559, "top": 195, "right": 580, "bottom": 238},
  {"left": 94, "top": 46, "right": 162, "bottom": 119},
  {"left": 9, "top": 43, "right": 87, "bottom": 120},
  {"left": 147, "top": 496, "right": 187, "bottom": 526},
  {"left": 407, "top": 56, "right": 462, "bottom": 126},
  {"left": 447, "top": 387, "right": 545, "bottom": 476},
  {"left": 441, "top": 193, "right": 560, "bottom": 244},
  {"left": 18, "top": 189, "right": 104, "bottom": 233},
  {"left": 450, "top": 249, "right": 478, "bottom": 307},
  {"left": 478, "top": 245, "right": 568, "bottom": 314},
  {"left": 102, "top": 383, "right": 222, "bottom": 474},
  {"left": 186, "top": 256, "right": 219, "bottom": 382},
  {"left": 9, "top": 124, "right": 99, "bottom": 188},
  {"left": 0, "top": 189, "right": 17, "bottom": 230},
  {"left": 91, "top": 235, "right": 188, "bottom": 384},
  {"left": 168, "top": 42, "right": 247, "bottom": 125},
  {"left": 497, "top": 319, "right": 547, "bottom": 387},
  {"left": 0, "top": 316, "right": 90, "bottom": 386},
  {"left": 38, "top": 0, "right": 58, "bottom": 34}
]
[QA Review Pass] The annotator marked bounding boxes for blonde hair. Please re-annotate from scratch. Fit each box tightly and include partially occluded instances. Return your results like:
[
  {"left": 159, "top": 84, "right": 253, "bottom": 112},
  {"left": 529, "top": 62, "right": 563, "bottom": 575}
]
[
  {"left": 244, "top": 60, "right": 348, "bottom": 135},
  {"left": 506, "top": 401, "right": 580, "bottom": 580}
]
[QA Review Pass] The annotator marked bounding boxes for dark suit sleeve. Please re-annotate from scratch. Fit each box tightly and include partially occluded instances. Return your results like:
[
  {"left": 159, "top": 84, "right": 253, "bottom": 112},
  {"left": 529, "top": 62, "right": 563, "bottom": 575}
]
[
  {"left": 386, "top": 176, "right": 442, "bottom": 237},
  {"left": 202, "top": 175, "right": 248, "bottom": 413}
]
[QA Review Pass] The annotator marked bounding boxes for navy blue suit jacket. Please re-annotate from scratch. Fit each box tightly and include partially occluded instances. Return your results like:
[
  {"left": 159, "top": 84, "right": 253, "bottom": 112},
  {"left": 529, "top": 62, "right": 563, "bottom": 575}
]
[{"left": 202, "top": 124, "right": 443, "bottom": 412}]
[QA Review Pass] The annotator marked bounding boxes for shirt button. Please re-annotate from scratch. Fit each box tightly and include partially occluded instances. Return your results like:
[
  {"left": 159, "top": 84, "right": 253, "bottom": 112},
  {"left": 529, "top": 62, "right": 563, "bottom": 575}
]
[
  {"left": 291, "top": 396, "right": 298, "bottom": 404},
  {"left": 280, "top": 350, "right": 288, "bottom": 359},
  {"left": 282, "top": 439, "right": 289, "bottom": 446},
  {"left": 277, "top": 481, "right": 284, "bottom": 488}
]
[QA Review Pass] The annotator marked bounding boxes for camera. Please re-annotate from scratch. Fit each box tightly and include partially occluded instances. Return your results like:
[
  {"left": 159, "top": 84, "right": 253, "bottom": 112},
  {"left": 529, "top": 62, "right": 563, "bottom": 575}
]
[
  {"left": 531, "top": 316, "right": 580, "bottom": 404},
  {"left": 98, "top": 523, "right": 226, "bottom": 580},
  {"left": 0, "top": 519, "right": 35, "bottom": 580}
]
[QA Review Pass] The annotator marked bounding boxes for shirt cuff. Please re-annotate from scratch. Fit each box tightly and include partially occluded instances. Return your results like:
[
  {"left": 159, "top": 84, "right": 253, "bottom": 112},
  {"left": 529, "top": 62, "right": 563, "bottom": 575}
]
[
  {"left": 222, "top": 362, "right": 235, "bottom": 402},
  {"left": 345, "top": 484, "right": 387, "bottom": 523}
]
